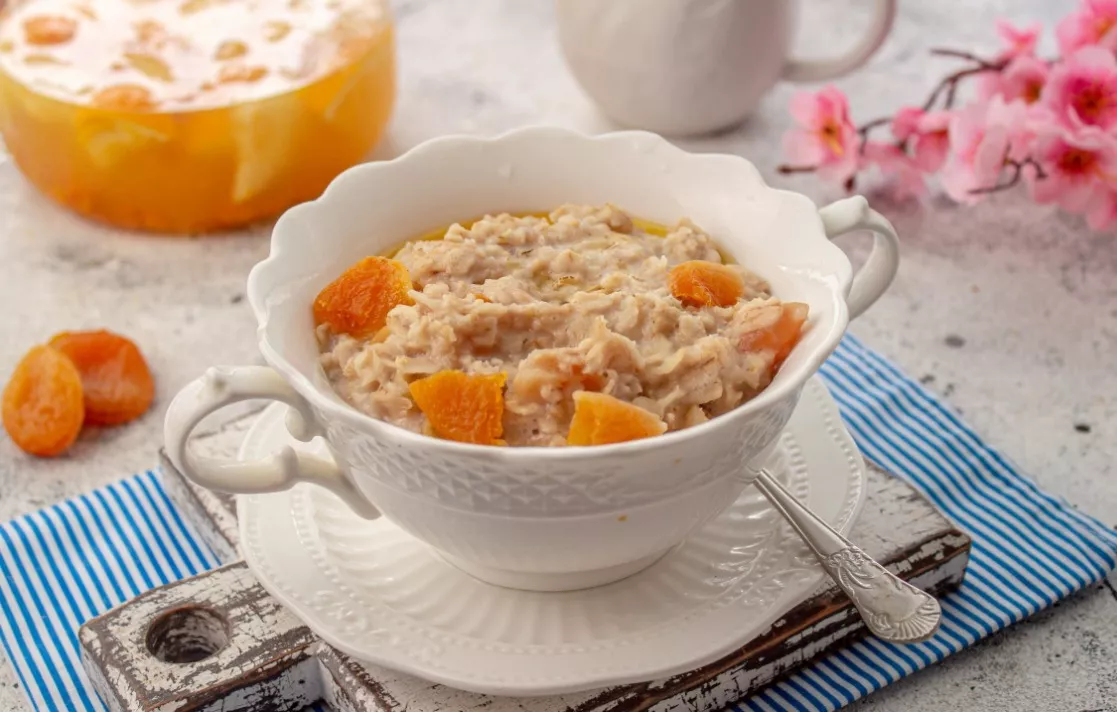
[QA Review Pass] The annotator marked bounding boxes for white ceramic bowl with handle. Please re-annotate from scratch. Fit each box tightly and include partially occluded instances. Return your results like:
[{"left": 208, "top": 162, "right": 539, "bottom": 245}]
[{"left": 164, "top": 127, "right": 899, "bottom": 592}]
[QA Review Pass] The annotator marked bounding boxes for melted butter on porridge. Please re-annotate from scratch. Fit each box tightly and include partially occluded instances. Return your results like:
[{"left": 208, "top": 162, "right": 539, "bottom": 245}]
[{"left": 315, "top": 204, "right": 808, "bottom": 447}]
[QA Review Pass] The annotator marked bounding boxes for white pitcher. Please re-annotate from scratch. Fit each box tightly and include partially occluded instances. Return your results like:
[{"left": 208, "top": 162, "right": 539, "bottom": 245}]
[{"left": 555, "top": 0, "right": 897, "bottom": 136}]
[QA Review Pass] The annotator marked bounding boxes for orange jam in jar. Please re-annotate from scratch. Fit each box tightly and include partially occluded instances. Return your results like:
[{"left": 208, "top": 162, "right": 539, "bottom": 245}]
[{"left": 0, "top": 0, "right": 395, "bottom": 233}]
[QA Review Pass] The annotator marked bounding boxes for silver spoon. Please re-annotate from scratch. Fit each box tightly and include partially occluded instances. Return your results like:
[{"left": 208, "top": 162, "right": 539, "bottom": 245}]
[{"left": 753, "top": 469, "right": 942, "bottom": 644}]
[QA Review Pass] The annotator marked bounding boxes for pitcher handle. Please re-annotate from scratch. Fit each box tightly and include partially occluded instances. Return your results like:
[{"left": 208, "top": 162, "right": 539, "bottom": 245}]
[
  {"left": 783, "top": 0, "right": 897, "bottom": 82},
  {"left": 164, "top": 365, "right": 381, "bottom": 519},
  {"left": 818, "top": 196, "right": 901, "bottom": 320}
]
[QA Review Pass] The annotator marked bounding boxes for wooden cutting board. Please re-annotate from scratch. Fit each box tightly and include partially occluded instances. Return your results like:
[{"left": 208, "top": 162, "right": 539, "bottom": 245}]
[{"left": 79, "top": 441, "right": 969, "bottom": 712}]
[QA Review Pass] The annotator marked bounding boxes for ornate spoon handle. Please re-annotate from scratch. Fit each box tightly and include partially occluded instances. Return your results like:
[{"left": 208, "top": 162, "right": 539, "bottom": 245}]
[{"left": 754, "top": 469, "right": 942, "bottom": 644}]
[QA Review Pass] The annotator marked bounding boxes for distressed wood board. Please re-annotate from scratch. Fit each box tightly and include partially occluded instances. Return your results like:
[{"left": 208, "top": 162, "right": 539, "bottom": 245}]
[{"left": 79, "top": 409, "right": 970, "bottom": 712}]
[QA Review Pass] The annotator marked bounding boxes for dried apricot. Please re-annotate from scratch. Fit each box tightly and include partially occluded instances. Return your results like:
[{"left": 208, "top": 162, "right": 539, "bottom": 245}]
[
  {"left": 123, "top": 52, "right": 174, "bottom": 82},
  {"left": 218, "top": 63, "right": 269, "bottom": 84},
  {"left": 91, "top": 83, "right": 158, "bottom": 111},
  {"left": 567, "top": 392, "right": 667, "bottom": 446},
  {"left": 571, "top": 365, "right": 605, "bottom": 392},
  {"left": 669, "top": 261, "right": 745, "bottom": 308},
  {"left": 738, "top": 303, "right": 809, "bottom": 369},
  {"left": 263, "top": 20, "right": 292, "bottom": 42},
  {"left": 49, "top": 330, "right": 155, "bottom": 426},
  {"left": 23, "top": 15, "right": 78, "bottom": 46},
  {"left": 2, "top": 345, "right": 85, "bottom": 457},
  {"left": 409, "top": 370, "right": 506, "bottom": 445},
  {"left": 214, "top": 40, "right": 248, "bottom": 60},
  {"left": 314, "top": 257, "right": 414, "bottom": 338}
]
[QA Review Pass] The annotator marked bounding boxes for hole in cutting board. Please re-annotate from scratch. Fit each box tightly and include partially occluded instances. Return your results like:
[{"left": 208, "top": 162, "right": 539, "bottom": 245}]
[{"left": 145, "top": 605, "right": 231, "bottom": 664}]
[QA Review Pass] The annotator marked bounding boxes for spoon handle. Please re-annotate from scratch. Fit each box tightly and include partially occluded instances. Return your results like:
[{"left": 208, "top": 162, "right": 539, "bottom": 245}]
[{"left": 754, "top": 469, "right": 942, "bottom": 644}]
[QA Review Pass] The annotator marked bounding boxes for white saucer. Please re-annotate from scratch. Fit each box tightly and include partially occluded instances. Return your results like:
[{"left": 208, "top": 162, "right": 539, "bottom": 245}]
[{"left": 237, "top": 377, "right": 866, "bottom": 696}]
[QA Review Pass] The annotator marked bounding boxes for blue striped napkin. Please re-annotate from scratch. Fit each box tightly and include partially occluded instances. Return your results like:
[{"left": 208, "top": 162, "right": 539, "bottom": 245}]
[
  {"left": 0, "top": 336, "right": 1114, "bottom": 712},
  {"left": 0, "top": 471, "right": 221, "bottom": 711}
]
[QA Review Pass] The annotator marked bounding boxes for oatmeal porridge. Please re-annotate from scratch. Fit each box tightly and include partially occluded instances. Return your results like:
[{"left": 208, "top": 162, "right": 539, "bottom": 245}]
[{"left": 314, "top": 204, "right": 808, "bottom": 447}]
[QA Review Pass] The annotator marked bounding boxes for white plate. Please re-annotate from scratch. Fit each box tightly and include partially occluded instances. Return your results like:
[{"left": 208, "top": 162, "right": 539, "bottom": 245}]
[{"left": 237, "top": 377, "right": 866, "bottom": 696}]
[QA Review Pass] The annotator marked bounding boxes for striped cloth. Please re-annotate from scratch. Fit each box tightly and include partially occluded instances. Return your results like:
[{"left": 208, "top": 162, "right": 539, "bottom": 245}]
[
  {"left": 0, "top": 336, "right": 1114, "bottom": 712},
  {"left": 740, "top": 337, "right": 1117, "bottom": 711}
]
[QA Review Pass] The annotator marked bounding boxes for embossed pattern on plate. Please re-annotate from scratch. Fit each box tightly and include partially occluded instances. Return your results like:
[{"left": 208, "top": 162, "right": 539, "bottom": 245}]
[
  {"left": 238, "top": 377, "right": 866, "bottom": 696},
  {"left": 296, "top": 443, "right": 803, "bottom": 651}
]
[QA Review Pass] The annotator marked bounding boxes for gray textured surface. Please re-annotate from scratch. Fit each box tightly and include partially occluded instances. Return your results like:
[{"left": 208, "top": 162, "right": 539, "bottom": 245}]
[{"left": 0, "top": 0, "right": 1114, "bottom": 710}]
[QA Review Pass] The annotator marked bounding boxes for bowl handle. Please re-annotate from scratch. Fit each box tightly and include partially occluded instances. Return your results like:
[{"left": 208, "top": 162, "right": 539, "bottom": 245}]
[
  {"left": 818, "top": 196, "right": 900, "bottom": 320},
  {"left": 163, "top": 365, "right": 381, "bottom": 520}
]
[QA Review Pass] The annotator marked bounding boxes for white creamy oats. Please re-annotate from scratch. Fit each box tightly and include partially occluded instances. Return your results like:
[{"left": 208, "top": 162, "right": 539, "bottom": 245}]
[{"left": 318, "top": 203, "right": 801, "bottom": 446}]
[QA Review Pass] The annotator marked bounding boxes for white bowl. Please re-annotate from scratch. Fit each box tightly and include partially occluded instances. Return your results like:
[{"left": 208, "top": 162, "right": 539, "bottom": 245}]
[{"left": 164, "top": 127, "right": 899, "bottom": 592}]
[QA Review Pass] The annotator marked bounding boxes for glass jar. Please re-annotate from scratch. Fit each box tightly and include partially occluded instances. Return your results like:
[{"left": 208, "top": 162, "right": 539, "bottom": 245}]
[{"left": 0, "top": 0, "right": 396, "bottom": 234}]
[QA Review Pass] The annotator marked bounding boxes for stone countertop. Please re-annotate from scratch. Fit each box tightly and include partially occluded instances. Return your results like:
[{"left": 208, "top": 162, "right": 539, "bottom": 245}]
[{"left": 0, "top": 0, "right": 1114, "bottom": 710}]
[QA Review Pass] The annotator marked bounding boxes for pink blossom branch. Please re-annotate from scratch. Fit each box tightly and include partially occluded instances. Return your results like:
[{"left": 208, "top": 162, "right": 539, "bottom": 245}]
[
  {"left": 857, "top": 117, "right": 892, "bottom": 154},
  {"left": 967, "top": 157, "right": 1047, "bottom": 196},
  {"left": 928, "top": 48, "right": 1002, "bottom": 69},
  {"left": 776, "top": 165, "right": 818, "bottom": 175},
  {"left": 775, "top": 46, "right": 1012, "bottom": 182},
  {"left": 778, "top": 117, "right": 893, "bottom": 173},
  {"left": 924, "top": 49, "right": 1007, "bottom": 110},
  {"left": 857, "top": 117, "right": 891, "bottom": 137}
]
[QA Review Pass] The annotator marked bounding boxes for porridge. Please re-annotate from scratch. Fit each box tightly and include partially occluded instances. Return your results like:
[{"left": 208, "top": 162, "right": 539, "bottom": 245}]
[{"left": 314, "top": 204, "right": 808, "bottom": 447}]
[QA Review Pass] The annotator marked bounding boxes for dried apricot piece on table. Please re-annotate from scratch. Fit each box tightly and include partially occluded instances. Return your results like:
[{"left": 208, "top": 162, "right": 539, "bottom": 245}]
[
  {"left": 669, "top": 261, "right": 745, "bottom": 308},
  {"left": 567, "top": 391, "right": 667, "bottom": 446},
  {"left": 49, "top": 330, "right": 155, "bottom": 426},
  {"left": 738, "top": 303, "right": 809, "bottom": 369},
  {"left": 409, "top": 370, "right": 507, "bottom": 445},
  {"left": 2, "top": 345, "right": 85, "bottom": 457},
  {"left": 314, "top": 257, "right": 414, "bottom": 338}
]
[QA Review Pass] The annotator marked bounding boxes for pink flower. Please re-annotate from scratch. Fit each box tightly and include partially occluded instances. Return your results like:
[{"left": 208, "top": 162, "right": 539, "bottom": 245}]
[
  {"left": 994, "top": 19, "right": 1041, "bottom": 60},
  {"left": 1041, "top": 47, "right": 1117, "bottom": 131},
  {"left": 862, "top": 142, "right": 926, "bottom": 199},
  {"left": 1057, "top": 0, "right": 1117, "bottom": 55},
  {"left": 891, "top": 107, "right": 952, "bottom": 173},
  {"left": 940, "top": 97, "right": 1032, "bottom": 204},
  {"left": 891, "top": 107, "right": 924, "bottom": 141},
  {"left": 1085, "top": 187, "right": 1117, "bottom": 229},
  {"left": 979, "top": 55, "right": 1050, "bottom": 105},
  {"left": 1028, "top": 126, "right": 1117, "bottom": 213},
  {"left": 782, "top": 86, "right": 860, "bottom": 184}
]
